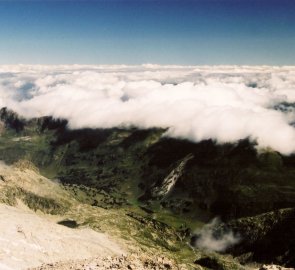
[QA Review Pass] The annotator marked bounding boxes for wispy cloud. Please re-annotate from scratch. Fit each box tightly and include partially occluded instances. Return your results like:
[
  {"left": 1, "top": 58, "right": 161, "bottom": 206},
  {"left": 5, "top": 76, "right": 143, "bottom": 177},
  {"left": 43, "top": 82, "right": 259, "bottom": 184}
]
[{"left": 193, "top": 218, "right": 240, "bottom": 252}]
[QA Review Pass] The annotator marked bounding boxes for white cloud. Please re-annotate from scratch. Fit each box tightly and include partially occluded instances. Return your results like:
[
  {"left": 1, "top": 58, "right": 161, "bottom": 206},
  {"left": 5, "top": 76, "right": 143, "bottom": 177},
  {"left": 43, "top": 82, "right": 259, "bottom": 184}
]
[
  {"left": 1, "top": 65, "right": 295, "bottom": 154},
  {"left": 193, "top": 218, "right": 240, "bottom": 252}
]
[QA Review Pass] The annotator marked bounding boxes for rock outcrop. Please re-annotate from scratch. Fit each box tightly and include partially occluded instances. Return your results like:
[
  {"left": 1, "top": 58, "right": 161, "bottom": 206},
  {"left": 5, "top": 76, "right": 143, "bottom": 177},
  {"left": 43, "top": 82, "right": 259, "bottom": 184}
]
[
  {"left": 216, "top": 208, "right": 295, "bottom": 267},
  {"left": 151, "top": 153, "right": 194, "bottom": 199}
]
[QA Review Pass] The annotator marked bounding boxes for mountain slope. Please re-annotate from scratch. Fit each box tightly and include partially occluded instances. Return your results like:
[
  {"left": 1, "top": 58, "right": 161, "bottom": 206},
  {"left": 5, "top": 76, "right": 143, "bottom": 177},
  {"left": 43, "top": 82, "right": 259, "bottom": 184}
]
[{"left": 1, "top": 108, "right": 295, "bottom": 268}]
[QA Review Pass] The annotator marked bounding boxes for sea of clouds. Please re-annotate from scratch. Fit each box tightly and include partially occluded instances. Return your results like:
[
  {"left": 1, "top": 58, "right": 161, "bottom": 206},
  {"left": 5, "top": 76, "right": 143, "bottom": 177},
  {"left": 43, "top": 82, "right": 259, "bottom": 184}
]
[{"left": 1, "top": 64, "right": 295, "bottom": 154}]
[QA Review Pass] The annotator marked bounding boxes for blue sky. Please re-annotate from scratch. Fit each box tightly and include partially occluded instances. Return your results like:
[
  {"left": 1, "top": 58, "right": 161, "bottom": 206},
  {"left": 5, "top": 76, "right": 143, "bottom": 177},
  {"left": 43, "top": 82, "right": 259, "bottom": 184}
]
[{"left": 0, "top": 0, "right": 294, "bottom": 65}]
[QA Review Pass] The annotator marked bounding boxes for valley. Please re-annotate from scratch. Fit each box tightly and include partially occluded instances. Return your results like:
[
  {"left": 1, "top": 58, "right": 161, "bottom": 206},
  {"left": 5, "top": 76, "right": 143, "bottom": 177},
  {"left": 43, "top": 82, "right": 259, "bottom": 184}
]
[{"left": 0, "top": 108, "right": 295, "bottom": 269}]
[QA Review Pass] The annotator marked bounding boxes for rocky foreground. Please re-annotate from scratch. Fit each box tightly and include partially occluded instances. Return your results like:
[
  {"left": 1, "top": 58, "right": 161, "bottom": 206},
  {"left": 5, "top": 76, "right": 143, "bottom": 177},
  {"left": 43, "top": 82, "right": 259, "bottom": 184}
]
[
  {"left": 29, "top": 258, "right": 295, "bottom": 270},
  {"left": 29, "top": 255, "right": 180, "bottom": 270}
]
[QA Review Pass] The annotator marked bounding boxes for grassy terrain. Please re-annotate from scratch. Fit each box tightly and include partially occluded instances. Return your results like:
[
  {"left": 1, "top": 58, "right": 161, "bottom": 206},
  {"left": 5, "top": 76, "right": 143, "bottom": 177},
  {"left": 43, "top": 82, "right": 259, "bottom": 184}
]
[{"left": 1, "top": 108, "right": 295, "bottom": 268}]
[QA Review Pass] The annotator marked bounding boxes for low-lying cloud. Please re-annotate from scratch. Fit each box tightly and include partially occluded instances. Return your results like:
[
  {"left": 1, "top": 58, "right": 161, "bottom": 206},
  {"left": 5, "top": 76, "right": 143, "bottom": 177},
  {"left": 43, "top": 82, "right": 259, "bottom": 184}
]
[
  {"left": 1, "top": 64, "right": 295, "bottom": 154},
  {"left": 192, "top": 218, "right": 240, "bottom": 252}
]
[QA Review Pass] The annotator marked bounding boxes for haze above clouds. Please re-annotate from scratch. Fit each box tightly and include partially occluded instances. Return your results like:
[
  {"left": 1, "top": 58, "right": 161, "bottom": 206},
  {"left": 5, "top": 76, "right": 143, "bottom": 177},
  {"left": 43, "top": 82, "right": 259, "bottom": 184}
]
[{"left": 1, "top": 65, "right": 295, "bottom": 154}]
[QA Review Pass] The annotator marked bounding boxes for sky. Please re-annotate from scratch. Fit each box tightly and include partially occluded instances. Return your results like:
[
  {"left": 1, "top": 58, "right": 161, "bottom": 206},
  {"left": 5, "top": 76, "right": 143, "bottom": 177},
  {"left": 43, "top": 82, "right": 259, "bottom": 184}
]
[{"left": 0, "top": 0, "right": 294, "bottom": 65}]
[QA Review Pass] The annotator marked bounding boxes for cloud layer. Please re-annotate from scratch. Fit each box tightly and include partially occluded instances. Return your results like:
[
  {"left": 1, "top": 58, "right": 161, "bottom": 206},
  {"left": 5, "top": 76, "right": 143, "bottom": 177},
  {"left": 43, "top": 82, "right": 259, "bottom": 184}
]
[{"left": 1, "top": 64, "right": 295, "bottom": 154}]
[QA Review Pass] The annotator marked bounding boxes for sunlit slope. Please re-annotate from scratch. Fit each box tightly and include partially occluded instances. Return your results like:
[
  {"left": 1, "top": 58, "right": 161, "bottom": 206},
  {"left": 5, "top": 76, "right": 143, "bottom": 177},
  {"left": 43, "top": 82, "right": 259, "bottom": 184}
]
[{"left": 0, "top": 160, "right": 198, "bottom": 269}]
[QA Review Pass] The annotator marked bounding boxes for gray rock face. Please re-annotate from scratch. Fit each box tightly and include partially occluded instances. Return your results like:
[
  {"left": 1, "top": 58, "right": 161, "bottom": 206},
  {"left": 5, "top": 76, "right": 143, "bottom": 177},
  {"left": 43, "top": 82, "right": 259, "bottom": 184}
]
[{"left": 151, "top": 153, "right": 194, "bottom": 199}]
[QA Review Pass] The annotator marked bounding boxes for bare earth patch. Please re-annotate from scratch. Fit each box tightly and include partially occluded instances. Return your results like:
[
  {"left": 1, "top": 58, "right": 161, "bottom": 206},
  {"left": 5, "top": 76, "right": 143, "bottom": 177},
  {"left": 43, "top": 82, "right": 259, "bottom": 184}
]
[{"left": 0, "top": 204, "right": 124, "bottom": 270}]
